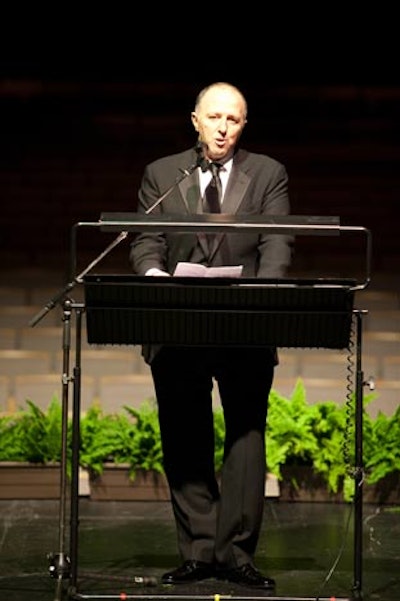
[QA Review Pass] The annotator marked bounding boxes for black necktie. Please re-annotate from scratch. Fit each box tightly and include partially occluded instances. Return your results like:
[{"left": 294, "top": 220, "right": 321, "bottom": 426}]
[
  {"left": 203, "top": 162, "right": 222, "bottom": 213},
  {"left": 203, "top": 162, "right": 222, "bottom": 259}
]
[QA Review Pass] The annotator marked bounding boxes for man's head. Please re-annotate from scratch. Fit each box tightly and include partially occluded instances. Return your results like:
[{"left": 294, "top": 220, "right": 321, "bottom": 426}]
[{"left": 191, "top": 82, "right": 247, "bottom": 163}]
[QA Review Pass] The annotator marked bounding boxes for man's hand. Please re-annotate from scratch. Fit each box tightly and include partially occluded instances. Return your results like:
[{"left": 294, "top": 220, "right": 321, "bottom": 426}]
[{"left": 145, "top": 268, "right": 171, "bottom": 276}]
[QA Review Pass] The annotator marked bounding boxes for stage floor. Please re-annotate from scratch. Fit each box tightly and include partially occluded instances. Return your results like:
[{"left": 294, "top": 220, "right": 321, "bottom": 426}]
[{"left": 0, "top": 499, "right": 399, "bottom": 601}]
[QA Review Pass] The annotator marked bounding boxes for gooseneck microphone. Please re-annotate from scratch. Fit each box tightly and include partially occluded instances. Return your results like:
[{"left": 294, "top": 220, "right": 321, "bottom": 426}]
[
  {"left": 145, "top": 141, "right": 209, "bottom": 214},
  {"left": 194, "top": 139, "right": 209, "bottom": 172}
]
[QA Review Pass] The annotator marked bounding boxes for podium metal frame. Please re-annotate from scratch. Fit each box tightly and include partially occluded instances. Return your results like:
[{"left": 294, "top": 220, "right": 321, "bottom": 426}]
[{"left": 50, "top": 214, "right": 371, "bottom": 601}]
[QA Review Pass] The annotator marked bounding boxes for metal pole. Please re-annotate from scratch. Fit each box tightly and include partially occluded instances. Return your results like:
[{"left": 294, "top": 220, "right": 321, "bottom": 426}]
[
  {"left": 352, "top": 310, "right": 364, "bottom": 598},
  {"left": 48, "top": 299, "right": 73, "bottom": 600}
]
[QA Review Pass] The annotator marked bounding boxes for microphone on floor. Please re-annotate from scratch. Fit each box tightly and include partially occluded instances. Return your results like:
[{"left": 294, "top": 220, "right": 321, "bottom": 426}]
[{"left": 133, "top": 575, "right": 158, "bottom": 586}]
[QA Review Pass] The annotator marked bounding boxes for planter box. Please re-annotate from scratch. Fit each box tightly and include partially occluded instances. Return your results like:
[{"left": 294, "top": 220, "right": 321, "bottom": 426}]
[
  {"left": 2, "top": 462, "right": 398, "bottom": 504},
  {"left": 279, "top": 466, "right": 400, "bottom": 504},
  {"left": 89, "top": 466, "right": 281, "bottom": 501},
  {"left": 363, "top": 471, "right": 400, "bottom": 504},
  {"left": 89, "top": 464, "right": 170, "bottom": 501},
  {"left": 279, "top": 465, "right": 344, "bottom": 503},
  {"left": 0, "top": 462, "right": 61, "bottom": 499}
]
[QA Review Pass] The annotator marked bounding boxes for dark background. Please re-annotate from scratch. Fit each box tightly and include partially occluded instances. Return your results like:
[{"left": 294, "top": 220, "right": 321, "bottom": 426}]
[{"left": 1, "top": 23, "right": 399, "bottom": 285}]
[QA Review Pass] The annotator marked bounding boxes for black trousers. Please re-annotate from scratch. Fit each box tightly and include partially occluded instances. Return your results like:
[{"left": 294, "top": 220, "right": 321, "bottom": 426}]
[{"left": 150, "top": 345, "right": 275, "bottom": 569}]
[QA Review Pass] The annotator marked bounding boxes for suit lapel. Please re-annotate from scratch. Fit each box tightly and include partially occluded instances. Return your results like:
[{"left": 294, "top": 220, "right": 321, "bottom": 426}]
[
  {"left": 176, "top": 169, "right": 209, "bottom": 256},
  {"left": 221, "top": 164, "right": 250, "bottom": 213},
  {"left": 177, "top": 155, "right": 251, "bottom": 214},
  {"left": 178, "top": 172, "right": 201, "bottom": 213},
  {"left": 178, "top": 169, "right": 210, "bottom": 254},
  {"left": 175, "top": 153, "right": 252, "bottom": 260},
  {"left": 209, "top": 161, "right": 251, "bottom": 260}
]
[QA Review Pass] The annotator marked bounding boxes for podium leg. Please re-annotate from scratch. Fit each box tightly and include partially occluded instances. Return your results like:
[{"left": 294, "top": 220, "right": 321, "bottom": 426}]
[{"left": 48, "top": 299, "right": 74, "bottom": 600}]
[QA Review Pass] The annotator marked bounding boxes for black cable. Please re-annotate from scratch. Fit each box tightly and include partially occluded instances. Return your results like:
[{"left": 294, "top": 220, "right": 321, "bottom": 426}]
[
  {"left": 314, "top": 312, "right": 358, "bottom": 600},
  {"left": 314, "top": 503, "right": 354, "bottom": 601},
  {"left": 342, "top": 313, "right": 357, "bottom": 479}
]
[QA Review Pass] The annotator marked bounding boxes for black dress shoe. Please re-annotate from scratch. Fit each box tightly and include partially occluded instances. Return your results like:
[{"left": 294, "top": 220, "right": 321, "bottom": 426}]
[
  {"left": 218, "top": 563, "right": 276, "bottom": 589},
  {"left": 162, "top": 560, "right": 215, "bottom": 584}
]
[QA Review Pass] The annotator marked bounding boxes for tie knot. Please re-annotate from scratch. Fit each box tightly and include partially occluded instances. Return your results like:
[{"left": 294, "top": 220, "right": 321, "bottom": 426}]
[{"left": 209, "top": 162, "right": 222, "bottom": 177}]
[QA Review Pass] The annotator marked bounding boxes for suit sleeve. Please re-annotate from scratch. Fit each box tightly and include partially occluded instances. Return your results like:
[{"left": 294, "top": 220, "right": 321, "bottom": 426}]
[
  {"left": 257, "top": 162, "right": 293, "bottom": 278},
  {"left": 129, "top": 163, "right": 169, "bottom": 275}
]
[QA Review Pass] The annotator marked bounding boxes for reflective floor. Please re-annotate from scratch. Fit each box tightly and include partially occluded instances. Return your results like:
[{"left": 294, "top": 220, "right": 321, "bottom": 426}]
[{"left": 0, "top": 499, "right": 399, "bottom": 601}]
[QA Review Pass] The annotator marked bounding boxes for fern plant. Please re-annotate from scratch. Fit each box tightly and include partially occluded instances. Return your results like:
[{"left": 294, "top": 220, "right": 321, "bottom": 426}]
[
  {"left": 213, "top": 408, "right": 226, "bottom": 472},
  {"left": 266, "top": 379, "right": 378, "bottom": 500},
  {"left": 0, "top": 396, "right": 65, "bottom": 464},
  {"left": 123, "top": 402, "right": 164, "bottom": 478},
  {"left": 79, "top": 404, "right": 136, "bottom": 476},
  {"left": 363, "top": 404, "right": 400, "bottom": 483},
  {"left": 266, "top": 381, "right": 320, "bottom": 477},
  {"left": 79, "top": 399, "right": 163, "bottom": 479},
  {"left": 1, "top": 383, "right": 399, "bottom": 501}
]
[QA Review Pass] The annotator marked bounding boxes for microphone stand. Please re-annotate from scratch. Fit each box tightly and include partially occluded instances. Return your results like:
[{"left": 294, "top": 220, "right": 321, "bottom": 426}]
[
  {"left": 30, "top": 152, "right": 201, "bottom": 601},
  {"left": 145, "top": 155, "right": 202, "bottom": 215},
  {"left": 29, "top": 231, "right": 128, "bottom": 601},
  {"left": 29, "top": 231, "right": 128, "bottom": 328}
]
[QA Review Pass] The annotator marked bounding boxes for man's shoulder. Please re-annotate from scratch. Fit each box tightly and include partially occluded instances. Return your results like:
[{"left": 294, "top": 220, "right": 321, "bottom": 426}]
[
  {"left": 234, "top": 149, "right": 286, "bottom": 171},
  {"left": 147, "top": 148, "right": 193, "bottom": 171}
]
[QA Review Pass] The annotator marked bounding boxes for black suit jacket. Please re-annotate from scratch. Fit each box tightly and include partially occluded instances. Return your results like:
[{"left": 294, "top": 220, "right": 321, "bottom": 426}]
[
  {"left": 130, "top": 147, "right": 293, "bottom": 364},
  {"left": 130, "top": 147, "right": 293, "bottom": 278}
]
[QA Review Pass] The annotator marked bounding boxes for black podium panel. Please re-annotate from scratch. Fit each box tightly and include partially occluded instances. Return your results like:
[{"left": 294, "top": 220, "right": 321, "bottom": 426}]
[{"left": 84, "top": 275, "right": 356, "bottom": 349}]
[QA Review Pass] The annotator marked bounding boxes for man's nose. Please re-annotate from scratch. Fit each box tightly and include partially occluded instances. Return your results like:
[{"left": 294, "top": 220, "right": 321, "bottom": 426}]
[{"left": 217, "top": 117, "right": 228, "bottom": 131}]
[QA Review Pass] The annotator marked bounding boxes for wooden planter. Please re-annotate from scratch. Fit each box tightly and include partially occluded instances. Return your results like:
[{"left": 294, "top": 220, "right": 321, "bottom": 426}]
[
  {"left": 0, "top": 462, "right": 61, "bottom": 499},
  {"left": 279, "top": 465, "right": 344, "bottom": 503},
  {"left": 2, "top": 462, "right": 398, "bottom": 504},
  {"left": 363, "top": 471, "right": 400, "bottom": 504},
  {"left": 279, "top": 465, "right": 400, "bottom": 504},
  {"left": 89, "top": 464, "right": 170, "bottom": 501}
]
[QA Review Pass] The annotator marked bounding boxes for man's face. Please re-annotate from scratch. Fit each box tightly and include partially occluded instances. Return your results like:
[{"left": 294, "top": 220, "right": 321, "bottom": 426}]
[{"left": 191, "top": 86, "right": 247, "bottom": 163}]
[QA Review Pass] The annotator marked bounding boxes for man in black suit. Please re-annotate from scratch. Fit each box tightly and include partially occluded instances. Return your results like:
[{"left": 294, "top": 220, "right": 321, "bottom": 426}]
[{"left": 130, "top": 82, "right": 293, "bottom": 590}]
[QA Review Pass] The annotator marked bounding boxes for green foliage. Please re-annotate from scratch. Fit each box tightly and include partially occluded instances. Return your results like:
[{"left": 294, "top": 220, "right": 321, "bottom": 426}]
[
  {"left": 1, "top": 380, "right": 399, "bottom": 499},
  {"left": 79, "top": 399, "right": 164, "bottom": 479},
  {"left": 0, "top": 396, "right": 65, "bottom": 464},
  {"left": 266, "top": 379, "right": 378, "bottom": 500},
  {"left": 362, "top": 404, "right": 400, "bottom": 484},
  {"left": 213, "top": 408, "right": 226, "bottom": 472},
  {"left": 79, "top": 404, "right": 137, "bottom": 476},
  {"left": 266, "top": 381, "right": 320, "bottom": 475},
  {"left": 123, "top": 402, "right": 164, "bottom": 478}
]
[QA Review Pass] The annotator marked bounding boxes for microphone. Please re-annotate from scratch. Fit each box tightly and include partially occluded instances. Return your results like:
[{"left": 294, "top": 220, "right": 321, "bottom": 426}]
[
  {"left": 195, "top": 139, "right": 209, "bottom": 172},
  {"left": 133, "top": 575, "right": 158, "bottom": 587},
  {"left": 145, "top": 140, "right": 209, "bottom": 214},
  {"left": 177, "top": 140, "right": 207, "bottom": 178}
]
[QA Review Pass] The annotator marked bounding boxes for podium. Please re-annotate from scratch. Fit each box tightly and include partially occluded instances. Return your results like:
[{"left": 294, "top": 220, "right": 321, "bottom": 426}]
[
  {"left": 50, "top": 214, "right": 371, "bottom": 601},
  {"left": 84, "top": 274, "right": 357, "bottom": 349}
]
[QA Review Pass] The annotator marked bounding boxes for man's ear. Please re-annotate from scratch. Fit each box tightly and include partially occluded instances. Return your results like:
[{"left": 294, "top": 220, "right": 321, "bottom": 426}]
[{"left": 191, "top": 111, "right": 199, "bottom": 131}]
